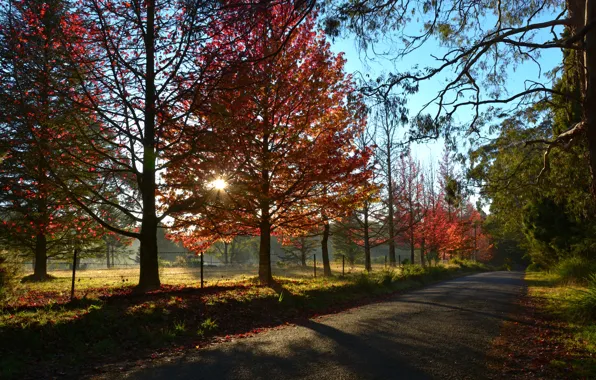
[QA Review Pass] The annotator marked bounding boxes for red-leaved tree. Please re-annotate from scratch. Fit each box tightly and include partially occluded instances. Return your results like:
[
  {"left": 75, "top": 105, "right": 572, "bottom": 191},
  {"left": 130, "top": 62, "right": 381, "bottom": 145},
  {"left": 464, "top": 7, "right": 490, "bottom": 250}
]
[{"left": 165, "top": 9, "right": 370, "bottom": 284}]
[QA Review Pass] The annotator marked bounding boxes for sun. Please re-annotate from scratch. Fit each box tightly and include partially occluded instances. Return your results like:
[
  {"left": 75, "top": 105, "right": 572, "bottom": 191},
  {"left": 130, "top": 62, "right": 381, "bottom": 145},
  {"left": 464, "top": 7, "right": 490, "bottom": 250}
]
[{"left": 211, "top": 178, "right": 227, "bottom": 191}]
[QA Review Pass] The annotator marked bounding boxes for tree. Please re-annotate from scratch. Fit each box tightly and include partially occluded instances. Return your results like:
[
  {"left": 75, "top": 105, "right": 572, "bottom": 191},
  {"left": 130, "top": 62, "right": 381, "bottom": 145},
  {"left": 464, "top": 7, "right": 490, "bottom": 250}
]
[
  {"left": 332, "top": 216, "right": 364, "bottom": 266},
  {"left": 47, "top": 0, "right": 311, "bottom": 291},
  {"left": 279, "top": 234, "right": 319, "bottom": 267},
  {"left": 394, "top": 152, "right": 425, "bottom": 264},
  {"left": 207, "top": 236, "right": 258, "bottom": 265},
  {"left": 372, "top": 94, "right": 408, "bottom": 266},
  {"left": 324, "top": 0, "right": 596, "bottom": 200},
  {"left": 165, "top": 9, "right": 369, "bottom": 285},
  {"left": 0, "top": 0, "right": 106, "bottom": 279},
  {"left": 468, "top": 42, "right": 596, "bottom": 266},
  {"left": 439, "top": 147, "right": 463, "bottom": 221},
  {"left": 351, "top": 128, "right": 383, "bottom": 271}
]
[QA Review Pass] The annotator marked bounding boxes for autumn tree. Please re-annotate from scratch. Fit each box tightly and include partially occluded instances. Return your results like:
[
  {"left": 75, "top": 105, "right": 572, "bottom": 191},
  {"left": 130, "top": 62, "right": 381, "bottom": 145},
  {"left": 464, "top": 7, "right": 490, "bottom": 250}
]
[
  {"left": 0, "top": 0, "right": 108, "bottom": 279},
  {"left": 165, "top": 10, "right": 369, "bottom": 285},
  {"left": 45, "top": 0, "right": 312, "bottom": 291}
]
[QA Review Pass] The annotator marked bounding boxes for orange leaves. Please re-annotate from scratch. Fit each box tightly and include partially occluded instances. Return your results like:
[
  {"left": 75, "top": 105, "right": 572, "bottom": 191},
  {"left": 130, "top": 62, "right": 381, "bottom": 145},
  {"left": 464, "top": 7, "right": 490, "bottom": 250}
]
[{"left": 165, "top": 6, "right": 371, "bottom": 250}]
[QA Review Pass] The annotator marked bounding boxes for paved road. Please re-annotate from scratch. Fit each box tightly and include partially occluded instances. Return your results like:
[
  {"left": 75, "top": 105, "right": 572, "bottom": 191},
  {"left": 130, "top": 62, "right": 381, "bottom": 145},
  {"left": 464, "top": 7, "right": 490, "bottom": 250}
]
[{"left": 116, "top": 271, "right": 525, "bottom": 380}]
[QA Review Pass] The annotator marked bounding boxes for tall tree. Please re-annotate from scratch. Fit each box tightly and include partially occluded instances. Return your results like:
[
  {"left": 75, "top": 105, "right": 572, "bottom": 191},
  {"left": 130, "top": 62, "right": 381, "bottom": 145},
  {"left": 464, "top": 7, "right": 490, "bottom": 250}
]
[
  {"left": 372, "top": 94, "right": 407, "bottom": 266},
  {"left": 49, "top": 0, "right": 311, "bottom": 291},
  {"left": 325, "top": 0, "right": 596, "bottom": 200},
  {"left": 352, "top": 128, "right": 383, "bottom": 271},
  {"left": 279, "top": 234, "right": 319, "bottom": 267},
  {"left": 0, "top": 0, "right": 106, "bottom": 279},
  {"left": 394, "top": 152, "right": 425, "bottom": 264},
  {"left": 165, "top": 10, "right": 369, "bottom": 285}
]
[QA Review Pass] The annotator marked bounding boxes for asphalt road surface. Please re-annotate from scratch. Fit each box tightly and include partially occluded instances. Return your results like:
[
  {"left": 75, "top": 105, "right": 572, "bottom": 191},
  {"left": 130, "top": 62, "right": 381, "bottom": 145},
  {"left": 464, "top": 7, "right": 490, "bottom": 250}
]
[{"left": 115, "top": 271, "right": 525, "bottom": 380}]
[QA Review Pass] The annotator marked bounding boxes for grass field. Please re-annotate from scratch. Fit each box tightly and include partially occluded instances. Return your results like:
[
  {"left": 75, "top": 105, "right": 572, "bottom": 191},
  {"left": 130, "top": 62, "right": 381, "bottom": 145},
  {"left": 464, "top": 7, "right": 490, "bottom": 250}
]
[
  {"left": 1, "top": 260, "right": 488, "bottom": 379},
  {"left": 18, "top": 263, "right": 391, "bottom": 293}
]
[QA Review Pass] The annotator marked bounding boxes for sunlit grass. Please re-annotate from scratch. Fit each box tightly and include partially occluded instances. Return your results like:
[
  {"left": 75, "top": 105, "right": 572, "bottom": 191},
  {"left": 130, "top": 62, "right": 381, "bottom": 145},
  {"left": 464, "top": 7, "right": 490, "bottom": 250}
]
[{"left": 526, "top": 271, "right": 596, "bottom": 377}]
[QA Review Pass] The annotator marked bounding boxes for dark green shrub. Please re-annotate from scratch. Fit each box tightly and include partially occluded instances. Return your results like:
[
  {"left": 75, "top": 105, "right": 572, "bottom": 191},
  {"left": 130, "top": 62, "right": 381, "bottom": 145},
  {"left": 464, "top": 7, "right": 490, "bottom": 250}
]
[
  {"left": 555, "top": 256, "right": 596, "bottom": 284},
  {"left": 572, "top": 274, "right": 596, "bottom": 322},
  {"left": 379, "top": 270, "right": 395, "bottom": 286},
  {"left": 526, "top": 262, "right": 544, "bottom": 272}
]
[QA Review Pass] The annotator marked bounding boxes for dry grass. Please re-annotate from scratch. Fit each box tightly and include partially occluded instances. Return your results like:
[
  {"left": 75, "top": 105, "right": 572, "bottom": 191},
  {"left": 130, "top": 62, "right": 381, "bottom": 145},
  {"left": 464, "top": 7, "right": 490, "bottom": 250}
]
[{"left": 18, "top": 263, "right": 392, "bottom": 292}]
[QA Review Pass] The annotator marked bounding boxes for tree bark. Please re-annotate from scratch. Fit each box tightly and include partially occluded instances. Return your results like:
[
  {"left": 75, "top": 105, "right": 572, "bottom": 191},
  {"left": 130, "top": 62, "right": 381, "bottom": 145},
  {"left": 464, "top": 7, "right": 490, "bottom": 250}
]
[
  {"left": 300, "top": 237, "right": 307, "bottom": 267},
  {"left": 363, "top": 203, "right": 372, "bottom": 272},
  {"left": 33, "top": 233, "right": 48, "bottom": 280},
  {"left": 585, "top": 0, "right": 596, "bottom": 195},
  {"left": 106, "top": 243, "right": 111, "bottom": 269},
  {"left": 224, "top": 242, "right": 229, "bottom": 264},
  {"left": 259, "top": 219, "right": 273, "bottom": 285},
  {"left": 410, "top": 221, "right": 415, "bottom": 264},
  {"left": 420, "top": 238, "right": 426, "bottom": 267},
  {"left": 137, "top": 0, "right": 160, "bottom": 292},
  {"left": 387, "top": 150, "right": 396, "bottom": 266},
  {"left": 321, "top": 220, "right": 332, "bottom": 276}
]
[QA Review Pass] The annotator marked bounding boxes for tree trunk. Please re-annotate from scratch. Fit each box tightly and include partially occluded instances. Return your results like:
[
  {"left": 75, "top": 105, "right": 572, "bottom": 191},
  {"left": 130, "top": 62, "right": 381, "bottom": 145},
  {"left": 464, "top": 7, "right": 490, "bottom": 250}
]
[
  {"left": 387, "top": 157, "right": 396, "bottom": 266},
  {"left": 363, "top": 204, "right": 372, "bottom": 272},
  {"left": 137, "top": 1, "right": 160, "bottom": 292},
  {"left": 224, "top": 242, "right": 229, "bottom": 264},
  {"left": 410, "top": 223, "right": 415, "bottom": 264},
  {"left": 300, "top": 239, "right": 307, "bottom": 267},
  {"left": 106, "top": 243, "right": 111, "bottom": 269},
  {"left": 420, "top": 238, "right": 426, "bottom": 267},
  {"left": 321, "top": 220, "right": 331, "bottom": 276},
  {"left": 33, "top": 233, "right": 48, "bottom": 280},
  {"left": 259, "top": 219, "right": 273, "bottom": 285},
  {"left": 585, "top": 0, "right": 596, "bottom": 195}
]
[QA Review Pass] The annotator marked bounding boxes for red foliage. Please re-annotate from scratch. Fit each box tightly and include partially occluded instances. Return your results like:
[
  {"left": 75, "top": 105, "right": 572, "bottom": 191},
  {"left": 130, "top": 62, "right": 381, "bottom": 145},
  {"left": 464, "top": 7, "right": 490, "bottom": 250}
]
[{"left": 164, "top": 8, "right": 371, "bottom": 256}]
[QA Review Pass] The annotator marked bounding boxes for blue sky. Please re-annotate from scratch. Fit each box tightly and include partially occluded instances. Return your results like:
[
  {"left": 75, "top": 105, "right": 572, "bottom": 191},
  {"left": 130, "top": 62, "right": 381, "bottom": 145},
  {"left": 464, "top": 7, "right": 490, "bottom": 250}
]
[{"left": 329, "top": 21, "right": 563, "bottom": 172}]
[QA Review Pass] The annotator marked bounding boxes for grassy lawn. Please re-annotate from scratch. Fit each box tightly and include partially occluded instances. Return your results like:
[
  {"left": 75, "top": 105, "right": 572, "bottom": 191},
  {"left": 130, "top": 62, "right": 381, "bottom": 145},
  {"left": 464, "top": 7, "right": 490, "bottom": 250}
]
[
  {"left": 1, "top": 261, "right": 488, "bottom": 379},
  {"left": 526, "top": 271, "right": 596, "bottom": 377}
]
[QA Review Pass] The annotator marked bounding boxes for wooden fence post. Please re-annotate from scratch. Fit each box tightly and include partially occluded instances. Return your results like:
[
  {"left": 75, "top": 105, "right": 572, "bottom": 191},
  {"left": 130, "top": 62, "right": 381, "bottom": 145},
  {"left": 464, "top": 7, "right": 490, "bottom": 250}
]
[
  {"left": 200, "top": 252, "right": 204, "bottom": 289},
  {"left": 70, "top": 248, "right": 78, "bottom": 301}
]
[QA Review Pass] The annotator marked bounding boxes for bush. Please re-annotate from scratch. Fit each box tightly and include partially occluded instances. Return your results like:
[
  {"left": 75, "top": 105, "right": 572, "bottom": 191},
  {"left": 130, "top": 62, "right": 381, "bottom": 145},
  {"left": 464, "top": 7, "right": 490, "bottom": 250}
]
[
  {"left": 449, "top": 257, "right": 488, "bottom": 271},
  {"left": 572, "top": 274, "right": 596, "bottom": 322},
  {"left": 526, "top": 262, "right": 544, "bottom": 272},
  {"left": 379, "top": 270, "right": 395, "bottom": 286},
  {"left": 354, "top": 272, "right": 376, "bottom": 292},
  {"left": 0, "top": 252, "right": 21, "bottom": 306},
  {"left": 174, "top": 255, "right": 188, "bottom": 267},
  {"left": 401, "top": 264, "right": 426, "bottom": 280},
  {"left": 555, "top": 256, "right": 596, "bottom": 284}
]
